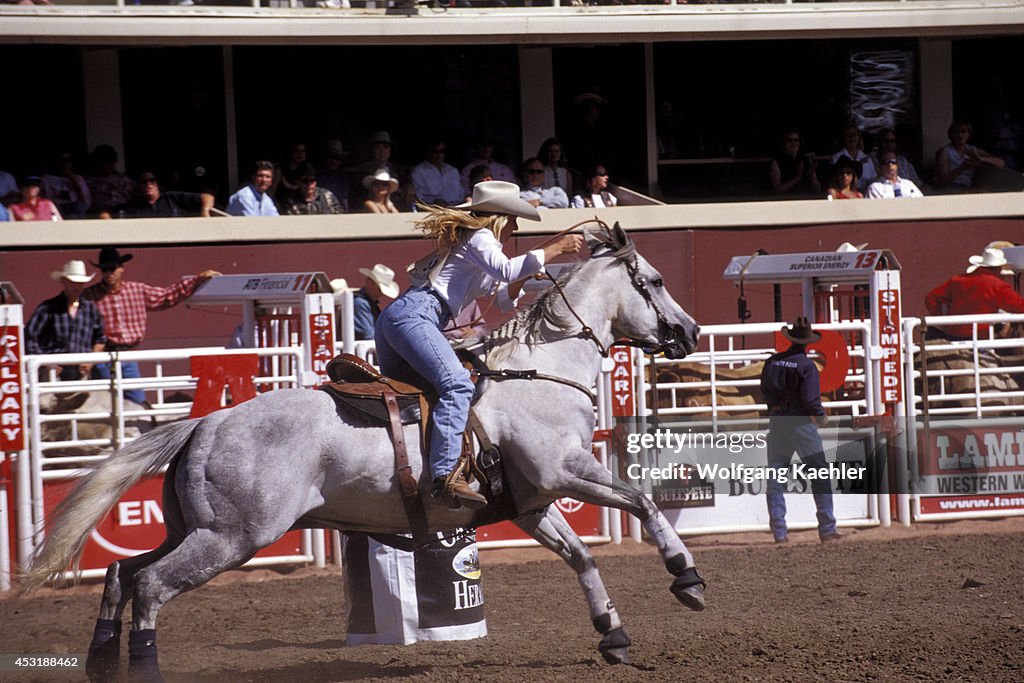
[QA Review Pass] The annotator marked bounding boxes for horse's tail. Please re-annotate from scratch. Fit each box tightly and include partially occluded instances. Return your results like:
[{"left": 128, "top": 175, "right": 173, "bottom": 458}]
[{"left": 19, "top": 418, "right": 201, "bottom": 592}]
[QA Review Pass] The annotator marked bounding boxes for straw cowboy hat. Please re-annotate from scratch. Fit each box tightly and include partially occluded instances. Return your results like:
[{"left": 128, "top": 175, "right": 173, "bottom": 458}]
[
  {"left": 967, "top": 247, "right": 1013, "bottom": 274},
  {"left": 91, "top": 246, "right": 133, "bottom": 270},
  {"left": 835, "top": 241, "right": 869, "bottom": 253},
  {"left": 362, "top": 169, "right": 399, "bottom": 192},
  {"left": 457, "top": 180, "right": 540, "bottom": 221},
  {"left": 781, "top": 316, "right": 822, "bottom": 345},
  {"left": 358, "top": 263, "right": 400, "bottom": 299},
  {"left": 51, "top": 260, "right": 95, "bottom": 284}
]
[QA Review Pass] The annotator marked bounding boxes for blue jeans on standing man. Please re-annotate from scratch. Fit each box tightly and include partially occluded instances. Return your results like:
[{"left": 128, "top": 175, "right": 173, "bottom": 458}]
[
  {"left": 765, "top": 418, "right": 837, "bottom": 541},
  {"left": 374, "top": 288, "right": 474, "bottom": 480},
  {"left": 94, "top": 360, "right": 147, "bottom": 405}
]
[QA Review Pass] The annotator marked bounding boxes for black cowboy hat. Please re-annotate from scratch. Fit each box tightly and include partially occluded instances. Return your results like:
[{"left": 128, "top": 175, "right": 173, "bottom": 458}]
[
  {"left": 781, "top": 316, "right": 821, "bottom": 345},
  {"left": 832, "top": 155, "right": 862, "bottom": 178},
  {"left": 91, "top": 246, "right": 133, "bottom": 270}
]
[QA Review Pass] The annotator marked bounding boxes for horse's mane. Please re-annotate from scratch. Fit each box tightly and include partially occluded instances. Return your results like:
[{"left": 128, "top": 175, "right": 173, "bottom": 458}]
[{"left": 485, "top": 230, "right": 636, "bottom": 368}]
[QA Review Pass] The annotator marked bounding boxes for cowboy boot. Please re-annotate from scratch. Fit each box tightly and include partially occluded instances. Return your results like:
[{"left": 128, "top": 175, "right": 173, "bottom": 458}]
[{"left": 442, "top": 467, "right": 487, "bottom": 509}]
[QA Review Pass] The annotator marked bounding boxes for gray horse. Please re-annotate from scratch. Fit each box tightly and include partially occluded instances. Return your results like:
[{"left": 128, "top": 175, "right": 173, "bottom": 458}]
[{"left": 23, "top": 223, "right": 704, "bottom": 682}]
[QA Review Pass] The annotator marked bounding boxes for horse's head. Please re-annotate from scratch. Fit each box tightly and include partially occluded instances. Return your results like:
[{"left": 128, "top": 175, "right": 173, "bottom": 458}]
[{"left": 584, "top": 222, "right": 699, "bottom": 359}]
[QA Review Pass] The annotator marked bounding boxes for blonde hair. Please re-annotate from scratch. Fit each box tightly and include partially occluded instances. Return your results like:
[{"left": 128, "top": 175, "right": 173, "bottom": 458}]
[{"left": 413, "top": 203, "right": 507, "bottom": 254}]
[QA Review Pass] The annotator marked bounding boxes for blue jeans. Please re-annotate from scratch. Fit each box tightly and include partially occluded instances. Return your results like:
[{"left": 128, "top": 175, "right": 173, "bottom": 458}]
[
  {"left": 374, "top": 289, "right": 473, "bottom": 480},
  {"left": 765, "top": 418, "right": 837, "bottom": 540},
  {"left": 94, "top": 360, "right": 147, "bottom": 405}
]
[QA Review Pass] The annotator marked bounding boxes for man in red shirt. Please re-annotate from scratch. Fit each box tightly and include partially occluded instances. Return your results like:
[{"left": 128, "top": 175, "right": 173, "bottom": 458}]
[
  {"left": 83, "top": 246, "right": 220, "bottom": 403},
  {"left": 925, "top": 247, "right": 1024, "bottom": 340}
]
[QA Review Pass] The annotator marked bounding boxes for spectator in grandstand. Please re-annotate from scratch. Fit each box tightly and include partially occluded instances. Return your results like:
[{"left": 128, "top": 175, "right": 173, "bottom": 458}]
[
  {"left": 933, "top": 119, "right": 1005, "bottom": 191},
  {"left": 924, "top": 247, "right": 1024, "bottom": 341},
  {"left": 282, "top": 162, "right": 344, "bottom": 215},
  {"left": 316, "top": 139, "right": 351, "bottom": 213},
  {"left": 26, "top": 260, "right": 106, "bottom": 381},
  {"left": 357, "top": 131, "right": 397, "bottom": 178},
  {"left": 520, "top": 157, "right": 569, "bottom": 209},
  {"left": 0, "top": 203, "right": 9, "bottom": 222},
  {"left": 411, "top": 139, "right": 463, "bottom": 206},
  {"left": 760, "top": 317, "right": 843, "bottom": 545},
  {"left": 41, "top": 151, "right": 91, "bottom": 219},
  {"left": 871, "top": 128, "right": 925, "bottom": 190},
  {"left": 83, "top": 247, "right": 221, "bottom": 404},
  {"left": 352, "top": 263, "right": 399, "bottom": 340},
  {"left": 538, "top": 136, "right": 572, "bottom": 198},
  {"left": 10, "top": 175, "right": 62, "bottom": 221},
  {"left": 656, "top": 100, "right": 680, "bottom": 159},
  {"left": 767, "top": 128, "right": 822, "bottom": 197},
  {"left": 826, "top": 157, "right": 863, "bottom": 200},
  {"left": 571, "top": 164, "right": 617, "bottom": 208},
  {"left": 866, "top": 152, "right": 924, "bottom": 199},
  {"left": 460, "top": 136, "right": 515, "bottom": 195},
  {"left": 361, "top": 169, "right": 401, "bottom": 214},
  {"left": 830, "top": 123, "right": 877, "bottom": 191},
  {"left": 272, "top": 141, "right": 308, "bottom": 207},
  {"left": 0, "top": 165, "right": 18, "bottom": 205},
  {"left": 228, "top": 161, "right": 279, "bottom": 216},
  {"left": 114, "top": 171, "right": 215, "bottom": 218},
  {"left": 463, "top": 164, "right": 493, "bottom": 203},
  {"left": 86, "top": 144, "right": 135, "bottom": 217}
]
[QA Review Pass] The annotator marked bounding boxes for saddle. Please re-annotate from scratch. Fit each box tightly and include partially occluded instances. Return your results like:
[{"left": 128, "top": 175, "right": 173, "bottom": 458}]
[
  {"left": 320, "top": 354, "right": 429, "bottom": 502},
  {"left": 319, "top": 353, "right": 508, "bottom": 541}
]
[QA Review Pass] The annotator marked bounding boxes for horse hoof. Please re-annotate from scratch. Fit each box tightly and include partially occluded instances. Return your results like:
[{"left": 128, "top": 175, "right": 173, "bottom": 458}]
[
  {"left": 598, "top": 626, "right": 631, "bottom": 665},
  {"left": 671, "top": 581, "right": 706, "bottom": 612},
  {"left": 127, "top": 661, "right": 166, "bottom": 683},
  {"left": 86, "top": 619, "right": 122, "bottom": 683}
]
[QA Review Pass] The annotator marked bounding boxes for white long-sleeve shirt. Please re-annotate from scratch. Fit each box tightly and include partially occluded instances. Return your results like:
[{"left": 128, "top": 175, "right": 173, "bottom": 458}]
[{"left": 431, "top": 229, "right": 545, "bottom": 316}]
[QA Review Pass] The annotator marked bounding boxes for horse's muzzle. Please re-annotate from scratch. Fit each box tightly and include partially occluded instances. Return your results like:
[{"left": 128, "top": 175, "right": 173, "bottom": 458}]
[{"left": 662, "top": 323, "right": 699, "bottom": 360}]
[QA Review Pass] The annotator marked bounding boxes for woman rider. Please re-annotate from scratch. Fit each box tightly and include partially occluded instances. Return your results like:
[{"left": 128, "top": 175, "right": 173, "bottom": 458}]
[{"left": 374, "top": 180, "right": 583, "bottom": 508}]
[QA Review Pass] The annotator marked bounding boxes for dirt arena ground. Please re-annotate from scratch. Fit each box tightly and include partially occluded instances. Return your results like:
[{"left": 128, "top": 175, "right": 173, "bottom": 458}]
[{"left": 2, "top": 518, "right": 1023, "bottom": 683}]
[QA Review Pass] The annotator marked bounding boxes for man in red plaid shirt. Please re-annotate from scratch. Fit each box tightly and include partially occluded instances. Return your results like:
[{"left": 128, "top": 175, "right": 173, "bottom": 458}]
[{"left": 83, "top": 246, "right": 220, "bottom": 403}]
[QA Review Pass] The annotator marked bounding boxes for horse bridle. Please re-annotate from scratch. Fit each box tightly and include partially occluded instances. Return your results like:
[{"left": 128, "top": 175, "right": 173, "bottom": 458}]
[
  {"left": 480, "top": 221, "right": 686, "bottom": 405},
  {"left": 542, "top": 236, "right": 684, "bottom": 359}
]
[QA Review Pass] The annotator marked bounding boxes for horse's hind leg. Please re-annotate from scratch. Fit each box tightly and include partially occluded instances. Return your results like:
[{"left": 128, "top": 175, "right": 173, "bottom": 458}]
[
  {"left": 87, "top": 542, "right": 179, "bottom": 683},
  {"left": 127, "top": 528, "right": 258, "bottom": 683},
  {"left": 515, "top": 506, "right": 632, "bottom": 664}
]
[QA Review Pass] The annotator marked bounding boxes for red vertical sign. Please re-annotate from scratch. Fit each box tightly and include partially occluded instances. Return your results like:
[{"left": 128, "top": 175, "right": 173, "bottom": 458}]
[
  {"left": 876, "top": 287, "right": 902, "bottom": 405},
  {"left": 308, "top": 313, "right": 335, "bottom": 384},
  {"left": 1, "top": 323, "right": 25, "bottom": 451},
  {"left": 609, "top": 345, "right": 635, "bottom": 417}
]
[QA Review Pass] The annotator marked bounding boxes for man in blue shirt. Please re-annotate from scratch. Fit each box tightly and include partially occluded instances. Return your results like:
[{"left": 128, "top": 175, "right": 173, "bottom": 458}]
[
  {"left": 352, "top": 263, "right": 399, "bottom": 340},
  {"left": 228, "top": 160, "right": 279, "bottom": 216},
  {"left": 26, "top": 260, "right": 107, "bottom": 380},
  {"left": 760, "top": 317, "right": 843, "bottom": 544}
]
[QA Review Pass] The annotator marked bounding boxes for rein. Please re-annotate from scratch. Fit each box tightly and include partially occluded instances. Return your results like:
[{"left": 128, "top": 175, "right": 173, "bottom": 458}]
[{"left": 473, "top": 367, "right": 597, "bottom": 406}]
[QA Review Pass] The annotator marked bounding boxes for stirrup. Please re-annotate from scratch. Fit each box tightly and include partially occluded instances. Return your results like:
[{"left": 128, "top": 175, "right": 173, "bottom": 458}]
[{"left": 441, "top": 462, "right": 487, "bottom": 510}]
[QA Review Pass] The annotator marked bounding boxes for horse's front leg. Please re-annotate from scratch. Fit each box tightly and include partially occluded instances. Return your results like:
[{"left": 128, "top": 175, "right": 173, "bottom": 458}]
[
  {"left": 555, "top": 453, "right": 706, "bottom": 611},
  {"left": 514, "top": 506, "right": 632, "bottom": 664}
]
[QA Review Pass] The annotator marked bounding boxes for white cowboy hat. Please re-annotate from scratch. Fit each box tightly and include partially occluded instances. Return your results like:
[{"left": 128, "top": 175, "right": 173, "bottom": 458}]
[
  {"left": 51, "top": 259, "right": 95, "bottom": 284},
  {"left": 362, "top": 169, "right": 399, "bottom": 192},
  {"left": 967, "top": 247, "right": 1012, "bottom": 274},
  {"left": 329, "top": 277, "right": 351, "bottom": 294},
  {"left": 835, "top": 242, "right": 869, "bottom": 253},
  {"left": 358, "top": 263, "right": 400, "bottom": 299},
  {"left": 457, "top": 180, "right": 541, "bottom": 221}
]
